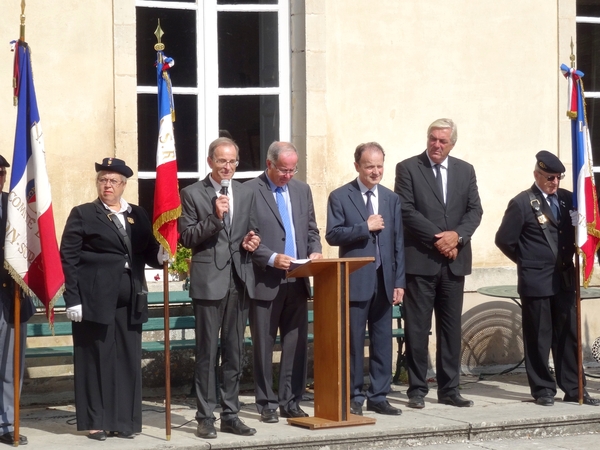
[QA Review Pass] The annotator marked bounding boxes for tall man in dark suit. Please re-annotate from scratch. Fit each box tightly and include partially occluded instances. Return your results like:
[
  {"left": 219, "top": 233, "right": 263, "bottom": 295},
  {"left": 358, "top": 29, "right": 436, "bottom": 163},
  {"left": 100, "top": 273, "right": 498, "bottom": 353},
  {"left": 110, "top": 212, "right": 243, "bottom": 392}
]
[
  {"left": 326, "top": 142, "right": 405, "bottom": 416},
  {"left": 395, "top": 118, "right": 483, "bottom": 409},
  {"left": 495, "top": 151, "right": 599, "bottom": 407},
  {"left": 179, "top": 137, "right": 261, "bottom": 439},
  {"left": 0, "top": 155, "right": 35, "bottom": 446},
  {"left": 246, "top": 141, "right": 322, "bottom": 423}
]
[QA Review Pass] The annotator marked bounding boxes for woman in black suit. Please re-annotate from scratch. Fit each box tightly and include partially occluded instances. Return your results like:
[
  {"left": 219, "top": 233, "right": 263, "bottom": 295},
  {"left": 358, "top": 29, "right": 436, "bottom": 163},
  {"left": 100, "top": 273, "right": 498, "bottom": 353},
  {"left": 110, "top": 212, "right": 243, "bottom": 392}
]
[{"left": 60, "top": 158, "right": 162, "bottom": 441}]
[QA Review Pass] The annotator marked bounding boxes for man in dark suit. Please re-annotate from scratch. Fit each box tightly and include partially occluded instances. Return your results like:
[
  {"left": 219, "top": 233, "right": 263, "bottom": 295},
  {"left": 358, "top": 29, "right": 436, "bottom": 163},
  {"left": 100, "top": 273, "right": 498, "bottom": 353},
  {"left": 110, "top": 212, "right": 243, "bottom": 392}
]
[
  {"left": 246, "top": 141, "right": 322, "bottom": 423},
  {"left": 179, "top": 137, "right": 260, "bottom": 439},
  {"left": 326, "top": 142, "right": 405, "bottom": 416},
  {"left": 395, "top": 118, "right": 483, "bottom": 409},
  {"left": 0, "top": 155, "right": 35, "bottom": 446},
  {"left": 495, "top": 151, "right": 599, "bottom": 407}
]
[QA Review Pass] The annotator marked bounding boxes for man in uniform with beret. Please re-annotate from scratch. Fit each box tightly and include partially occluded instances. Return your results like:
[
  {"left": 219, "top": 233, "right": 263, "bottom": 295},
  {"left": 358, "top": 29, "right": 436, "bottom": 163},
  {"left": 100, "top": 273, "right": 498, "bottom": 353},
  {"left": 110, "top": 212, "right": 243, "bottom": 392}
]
[
  {"left": 0, "top": 154, "right": 35, "bottom": 445},
  {"left": 496, "top": 150, "right": 599, "bottom": 407}
]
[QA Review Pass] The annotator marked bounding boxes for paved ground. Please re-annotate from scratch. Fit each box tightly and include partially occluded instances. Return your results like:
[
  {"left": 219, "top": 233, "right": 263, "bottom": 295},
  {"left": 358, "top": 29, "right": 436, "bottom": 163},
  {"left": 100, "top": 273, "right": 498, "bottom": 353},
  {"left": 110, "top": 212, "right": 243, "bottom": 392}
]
[{"left": 13, "top": 370, "right": 600, "bottom": 449}]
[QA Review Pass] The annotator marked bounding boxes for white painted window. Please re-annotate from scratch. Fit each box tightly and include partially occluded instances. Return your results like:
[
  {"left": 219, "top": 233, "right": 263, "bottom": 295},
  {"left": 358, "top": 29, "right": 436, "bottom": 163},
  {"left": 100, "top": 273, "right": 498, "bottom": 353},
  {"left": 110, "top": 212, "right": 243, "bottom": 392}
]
[{"left": 135, "top": 0, "right": 290, "bottom": 211}]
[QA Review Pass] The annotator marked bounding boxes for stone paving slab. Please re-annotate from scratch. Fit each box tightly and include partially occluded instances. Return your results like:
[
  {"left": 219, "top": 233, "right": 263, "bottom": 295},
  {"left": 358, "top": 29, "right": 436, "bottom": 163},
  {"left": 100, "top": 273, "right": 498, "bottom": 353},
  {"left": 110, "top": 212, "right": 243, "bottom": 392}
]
[{"left": 14, "top": 372, "right": 600, "bottom": 450}]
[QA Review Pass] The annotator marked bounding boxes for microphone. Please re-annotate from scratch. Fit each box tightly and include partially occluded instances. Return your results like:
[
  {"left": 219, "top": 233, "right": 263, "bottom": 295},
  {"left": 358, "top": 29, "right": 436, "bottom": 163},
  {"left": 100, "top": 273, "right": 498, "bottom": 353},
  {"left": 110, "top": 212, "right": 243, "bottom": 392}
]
[{"left": 220, "top": 179, "right": 230, "bottom": 195}]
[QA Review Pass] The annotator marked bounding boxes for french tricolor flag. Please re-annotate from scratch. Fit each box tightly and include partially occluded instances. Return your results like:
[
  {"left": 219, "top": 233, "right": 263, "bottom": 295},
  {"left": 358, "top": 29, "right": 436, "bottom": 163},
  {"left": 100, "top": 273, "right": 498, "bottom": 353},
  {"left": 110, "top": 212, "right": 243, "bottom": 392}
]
[
  {"left": 152, "top": 51, "right": 180, "bottom": 257},
  {"left": 561, "top": 63, "right": 600, "bottom": 287},
  {"left": 4, "top": 41, "right": 64, "bottom": 323}
]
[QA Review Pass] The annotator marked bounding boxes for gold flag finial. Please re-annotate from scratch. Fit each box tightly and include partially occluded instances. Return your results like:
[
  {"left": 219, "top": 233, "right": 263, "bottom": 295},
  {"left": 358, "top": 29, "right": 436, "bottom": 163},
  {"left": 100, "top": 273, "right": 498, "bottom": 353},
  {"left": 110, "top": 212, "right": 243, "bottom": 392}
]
[
  {"left": 154, "top": 19, "right": 165, "bottom": 52},
  {"left": 570, "top": 37, "right": 576, "bottom": 69},
  {"left": 20, "top": 0, "right": 26, "bottom": 41}
]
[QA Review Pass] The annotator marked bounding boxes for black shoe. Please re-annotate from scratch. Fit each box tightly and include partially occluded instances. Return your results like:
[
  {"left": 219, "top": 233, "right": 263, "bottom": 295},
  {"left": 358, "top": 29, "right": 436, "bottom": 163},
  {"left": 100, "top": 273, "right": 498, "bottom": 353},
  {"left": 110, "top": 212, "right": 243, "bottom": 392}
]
[
  {"left": 87, "top": 431, "right": 106, "bottom": 441},
  {"left": 407, "top": 395, "right": 425, "bottom": 409},
  {"left": 350, "top": 401, "right": 363, "bottom": 416},
  {"left": 563, "top": 394, "right": 600, "bottom": 406},
  {"left": 196, "top": 418, "right": 217, "bottom": 439},
  {"left": 115, "top": 431, "right": 135, "bottom": 439},
  {"left": 366, "top": 400, "right": 402, "bottom": 415},
  {"left": 260, "top": 408, "right": 279, "bottom": 423},
  {"left": 220, "top": 417, "right": 256, "bottom": 436},
  {"left": 535, "top": 396, "right": 555, "bottom": 406},
  {"left": 280, "top": 405, "right": 309, "bottom": 418},
  {"left": 438, "top": 393, "right": 474, "bottom": 407},
  {"left": 0, "top": 432, "right": 28, "bottom": 445}
]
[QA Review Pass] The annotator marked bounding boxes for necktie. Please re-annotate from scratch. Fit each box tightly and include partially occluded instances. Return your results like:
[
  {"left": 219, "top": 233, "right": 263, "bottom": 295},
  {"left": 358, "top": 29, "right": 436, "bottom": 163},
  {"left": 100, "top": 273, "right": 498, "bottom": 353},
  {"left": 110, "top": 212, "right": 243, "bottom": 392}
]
[
  {"left": 220, "top": 187, "right": 230, "bottom": 230},
  {"left": 275, "top": 187, "right": 295, "bottom": 257},
  {"left": 549, "top": 194, "right": 560, "bottom": 221},
  {"left": 434, "top": 164, "right": 445, "bottom": 204},
  {"left": 365, "top": 190, "right": 381, "bottom": 269}
]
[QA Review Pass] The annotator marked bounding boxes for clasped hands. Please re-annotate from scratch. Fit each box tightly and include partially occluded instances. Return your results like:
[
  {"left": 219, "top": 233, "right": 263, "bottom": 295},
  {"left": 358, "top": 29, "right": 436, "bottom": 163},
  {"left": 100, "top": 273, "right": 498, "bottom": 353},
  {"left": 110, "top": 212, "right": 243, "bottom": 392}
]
[{"left": 434, "top": 230, "right": 459, "bottom": 260}]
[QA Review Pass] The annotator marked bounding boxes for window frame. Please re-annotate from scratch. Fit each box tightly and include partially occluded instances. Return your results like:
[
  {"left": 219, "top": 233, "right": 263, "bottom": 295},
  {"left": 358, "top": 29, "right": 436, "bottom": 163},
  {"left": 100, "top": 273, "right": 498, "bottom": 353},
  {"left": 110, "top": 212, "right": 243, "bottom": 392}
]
[{"left": 135, "top": 0, "right": 291, "bottom": 181}]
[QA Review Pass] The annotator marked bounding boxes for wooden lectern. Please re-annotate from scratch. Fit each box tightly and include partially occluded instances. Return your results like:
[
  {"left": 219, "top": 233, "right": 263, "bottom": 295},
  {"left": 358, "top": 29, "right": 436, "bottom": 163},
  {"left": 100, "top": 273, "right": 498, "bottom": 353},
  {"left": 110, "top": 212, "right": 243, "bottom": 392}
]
[{"left": 286, "top": 257, "right": 377, "bottom": 429}]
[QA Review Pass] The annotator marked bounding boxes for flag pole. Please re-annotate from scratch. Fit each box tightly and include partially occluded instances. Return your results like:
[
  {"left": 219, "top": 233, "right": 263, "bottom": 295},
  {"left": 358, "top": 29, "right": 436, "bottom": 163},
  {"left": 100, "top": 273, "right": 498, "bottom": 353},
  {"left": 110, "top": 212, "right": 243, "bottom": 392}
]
[
  {"left": 568, "top": 40, "right": 585, "bottom": 404},
  {"left": 154, "top": 21, "right": 171, "bottom": 440},
  {"left": 13, "top": 4, "right": 26, "bottom": 446}
]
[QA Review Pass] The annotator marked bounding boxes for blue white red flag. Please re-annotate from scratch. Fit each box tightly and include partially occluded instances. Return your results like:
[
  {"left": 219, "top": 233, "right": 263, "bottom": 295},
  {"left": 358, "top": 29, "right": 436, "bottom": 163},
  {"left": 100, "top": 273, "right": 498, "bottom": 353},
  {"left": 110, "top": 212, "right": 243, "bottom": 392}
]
[
  {"left": 4, "top": 41, "right": 64, "bottom": 323},
  {"left": 561, "top": 63, "right": 600, "bottom": 287},
  {"left": 152, "top": 52, "right": 180, "bottom": 257}
]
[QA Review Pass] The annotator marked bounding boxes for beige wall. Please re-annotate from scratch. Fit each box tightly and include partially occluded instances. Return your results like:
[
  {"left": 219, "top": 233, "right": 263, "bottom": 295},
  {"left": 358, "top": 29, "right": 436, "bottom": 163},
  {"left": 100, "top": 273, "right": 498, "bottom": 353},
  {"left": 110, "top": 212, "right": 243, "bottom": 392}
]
[
  {"left": 0, "top": 1, "right": 136, "bottom": 236},
  {"left": 3, "top": 1, "right": 600, "bottom": 366},
  {"left": 303, "top": 1, "right": 580, "bottom": 283}
]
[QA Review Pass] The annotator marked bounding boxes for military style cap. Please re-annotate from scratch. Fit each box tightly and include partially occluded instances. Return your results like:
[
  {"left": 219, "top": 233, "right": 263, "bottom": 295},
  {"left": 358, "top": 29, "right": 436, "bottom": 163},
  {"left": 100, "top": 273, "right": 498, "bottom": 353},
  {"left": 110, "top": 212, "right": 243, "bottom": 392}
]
[
  {"left": 0, "top": 154, "right": 10, "bottom": 167},
  {"left": 536, "top": 150, "right": 565, "bottom": 174},
  {"left": 95, "top": 157, "right": 133, "bottom": 178}
]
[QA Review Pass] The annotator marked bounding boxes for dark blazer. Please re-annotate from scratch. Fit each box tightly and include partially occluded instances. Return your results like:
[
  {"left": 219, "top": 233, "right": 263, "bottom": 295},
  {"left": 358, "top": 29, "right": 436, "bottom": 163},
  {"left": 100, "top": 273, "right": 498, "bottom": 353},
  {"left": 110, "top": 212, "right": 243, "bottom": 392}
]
[
  {"left": 1, "top": 192, "right": 36, "bottom": 323},
  {"left": 495, "top": 184, "right": 575, "bottom": 297},
  {"left": 60, "top": 199, "right": 161, "bottom": 325},
  {"left": 394, "top": 151, "right": 483, "bottom": 276},
  {"left": 246, "top": 173, "right": 322, "bottom": 301},
  {"left": 178, "top": 175, "right": 258, "bottom": 300},
  {"left": 325, "top": 180, "right": 405, "bottom": 303}
]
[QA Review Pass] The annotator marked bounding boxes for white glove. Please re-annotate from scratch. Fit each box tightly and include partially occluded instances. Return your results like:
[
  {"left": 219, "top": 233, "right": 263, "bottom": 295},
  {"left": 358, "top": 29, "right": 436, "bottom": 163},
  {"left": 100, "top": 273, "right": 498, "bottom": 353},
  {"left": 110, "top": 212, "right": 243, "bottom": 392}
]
[
  {"left": 158, "top": 245, "right": 172, "bottom": 264},
  {"left": 66, "top": 305, "right": 83, "bottom": 322},
  {"left": 570, "top": 210, "right": 579, "bottom": 227}
]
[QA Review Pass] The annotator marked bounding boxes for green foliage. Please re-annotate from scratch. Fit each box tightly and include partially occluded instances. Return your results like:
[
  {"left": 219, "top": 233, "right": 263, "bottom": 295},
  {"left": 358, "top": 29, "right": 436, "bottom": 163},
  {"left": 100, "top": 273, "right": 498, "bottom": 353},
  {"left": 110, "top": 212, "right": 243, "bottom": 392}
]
[{"left": 170, "top": 244, "right": 191, "bottom": 276}]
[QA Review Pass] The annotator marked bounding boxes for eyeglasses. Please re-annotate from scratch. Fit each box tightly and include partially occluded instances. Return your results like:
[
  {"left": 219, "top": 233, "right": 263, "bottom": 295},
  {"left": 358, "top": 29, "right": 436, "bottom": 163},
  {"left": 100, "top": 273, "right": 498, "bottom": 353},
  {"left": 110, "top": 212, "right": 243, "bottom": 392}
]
[
  {"left": 97, "top": 177, "right": 124, "bottom": 187},
  {"left": 273, "top": 166, "right": 298, "bottom": 176},
  {"left": 0, "top": 170, "right": 6, "bottom": 176},
  {"left": 213, "top": 159, "right": 239, "bottom": 167},
  {"left": 537, "top": 171, "right": 565, "bottom": 182}
]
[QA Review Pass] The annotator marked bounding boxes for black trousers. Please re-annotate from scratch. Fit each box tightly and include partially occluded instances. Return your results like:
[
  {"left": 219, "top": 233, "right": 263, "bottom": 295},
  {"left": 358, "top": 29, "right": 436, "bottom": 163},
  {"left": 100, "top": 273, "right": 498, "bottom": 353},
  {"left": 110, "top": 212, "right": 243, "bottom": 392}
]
[
  {"left": 249, "top": 280, "right": 308, "bottom": 413},
  {"left": 72, "top": 271, "right": 142, "bottom": 433},
  {"left": 521, "top": 291, "right": 583, "bottom": 399},
  {"left": 404, "top": 265, "right": 465, "bottom": 398}
]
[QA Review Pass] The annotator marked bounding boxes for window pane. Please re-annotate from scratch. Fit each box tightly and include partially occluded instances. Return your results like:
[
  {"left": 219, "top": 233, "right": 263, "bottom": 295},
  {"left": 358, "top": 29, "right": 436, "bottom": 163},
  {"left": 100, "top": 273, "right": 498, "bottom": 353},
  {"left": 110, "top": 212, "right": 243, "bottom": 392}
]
[
  {"left": 137, "top": 94, "right": 199, "bottom": 172},
  {"left": 577, "top": 23, "right": 600, "bottom": 92},
  {"left": 136, "top": 8, "right": 197, "bottom": 87},
  {"left": 218, "top": 0, "right": 277, "bottom": 4},
  {"left": 578, "top": 1, "right": 600, "bottom": 16},
  {"left": 219, "top": 95, "right": 279, "bottom": 171},
  {"left": 218, "top": 12, "right": 279, "bottom": 88}
]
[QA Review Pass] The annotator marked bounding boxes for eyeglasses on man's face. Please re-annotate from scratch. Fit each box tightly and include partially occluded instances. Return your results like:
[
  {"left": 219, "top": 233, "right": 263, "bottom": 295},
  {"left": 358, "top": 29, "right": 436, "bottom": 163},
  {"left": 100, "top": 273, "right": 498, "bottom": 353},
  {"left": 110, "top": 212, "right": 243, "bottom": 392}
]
[
  {"left": 537, "top": 171, "right": 565, "bottom": 182},
  {"left": 213, "top": 159, "right": 239, "bottom": 167},
  {"left": 97, "top": 177, "right": 124, "bottom": 187},
  {"left": 273, "top": 166, "right": 298, "bottom": 176},
  {"left": 0, "top": 170, "right": 6, "bottom": 176}
]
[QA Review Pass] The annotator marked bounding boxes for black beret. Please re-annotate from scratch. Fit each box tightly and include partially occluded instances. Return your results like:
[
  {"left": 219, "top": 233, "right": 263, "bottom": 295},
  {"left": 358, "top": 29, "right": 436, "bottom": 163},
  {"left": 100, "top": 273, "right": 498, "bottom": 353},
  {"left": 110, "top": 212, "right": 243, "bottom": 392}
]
[
  {"left": 536, "top": 150, "right": 565, "bottom": 174},
  {"left": 0, "top": 155, "right": 10, "bottom": 167},
  {"left": 95, "top": 157, "right": 133, "bottom": 178}
]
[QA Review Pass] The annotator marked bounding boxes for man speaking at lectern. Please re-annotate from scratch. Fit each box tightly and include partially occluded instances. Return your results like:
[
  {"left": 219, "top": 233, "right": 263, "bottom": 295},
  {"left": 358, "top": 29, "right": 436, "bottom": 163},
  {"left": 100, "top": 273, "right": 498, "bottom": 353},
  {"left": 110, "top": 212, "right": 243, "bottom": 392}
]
[{"left": 326, "top": 142, "right": 406, "bottom": 416}]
